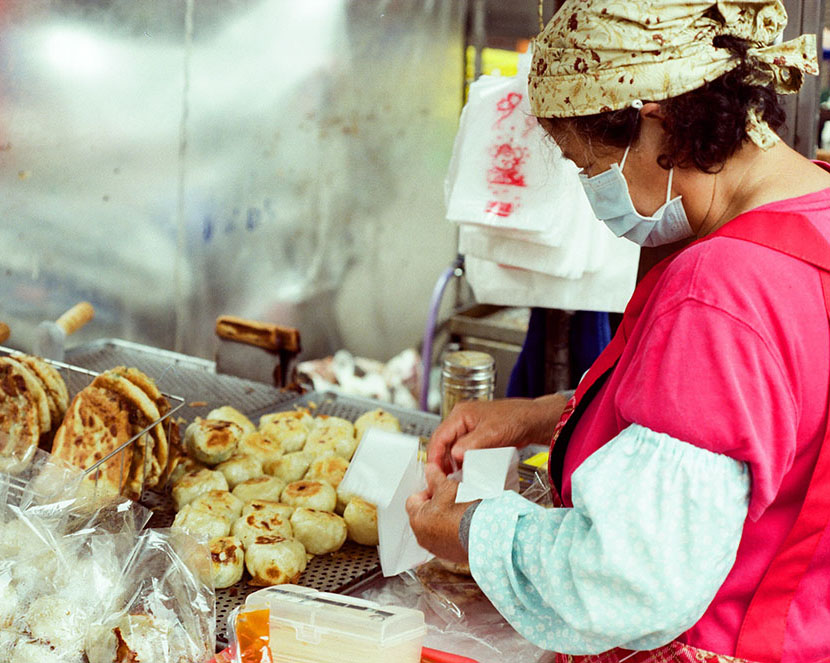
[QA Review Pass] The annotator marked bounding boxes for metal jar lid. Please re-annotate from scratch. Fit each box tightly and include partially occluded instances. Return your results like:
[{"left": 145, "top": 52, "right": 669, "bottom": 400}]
[{"left": 441, "top": 350, "right": 496, "bottom": 383}]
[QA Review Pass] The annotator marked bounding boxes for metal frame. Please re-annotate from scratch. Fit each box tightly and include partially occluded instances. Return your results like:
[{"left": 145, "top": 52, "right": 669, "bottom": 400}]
[{"left": 780, "top": 0, "right": 825, "bottom": 157}]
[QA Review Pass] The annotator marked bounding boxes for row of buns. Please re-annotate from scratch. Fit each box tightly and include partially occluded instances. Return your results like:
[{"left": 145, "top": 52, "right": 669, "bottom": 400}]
[{"left": 169, "top": 405, "right": 399, "bottom": 587}]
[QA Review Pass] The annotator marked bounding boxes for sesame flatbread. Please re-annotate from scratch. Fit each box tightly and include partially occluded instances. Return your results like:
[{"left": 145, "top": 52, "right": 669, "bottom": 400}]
[
  {"left": 51, "top": 386, "right": 135, "bottom": 498},
  {"left": 104, "top": 366, "right": 170, "bottom": 489},
  {"left": 15, "top": 355, "right": 69, "bottom": 427},
  {"left": 92, "top": 369, "right": 164, "bottom": 491},
  {"left": 0, "top": 358, "right": 43, "bottom": 470},
  {"left": 0, "top": 357, "right": 50, "bottom": 434}
]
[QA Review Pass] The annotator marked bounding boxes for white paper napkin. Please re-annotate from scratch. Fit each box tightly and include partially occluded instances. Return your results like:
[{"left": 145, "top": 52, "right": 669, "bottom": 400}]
[
  {"left": 455, "top": 447, "right": 520, "bottom": 503},
  {"left": 339, "top": 429, "right": 433, "bottom": 576}
]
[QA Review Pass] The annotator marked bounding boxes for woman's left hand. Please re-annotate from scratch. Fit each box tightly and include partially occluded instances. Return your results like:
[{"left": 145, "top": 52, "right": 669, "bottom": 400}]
[{"left": 406, "top": 463, "right": 474, "bottom": 564}]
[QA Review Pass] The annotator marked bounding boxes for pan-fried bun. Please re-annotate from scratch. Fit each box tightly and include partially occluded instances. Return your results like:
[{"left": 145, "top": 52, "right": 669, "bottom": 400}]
[
  {"left": 215, "top": 454, "right": 263, "bottom": 489},
  {"left": 305, "top": 454, "right": 349, "bottom": 490},
  {"left": 207, "top": 406, "right": 255, "bottom": 434},
  {"left": 172, "top": 503, "right": 230, "bottom": 540},
  {"left": 209, "top": 536, "right": 245, "bottom": 589},
  {"left": 189, "top": 490, "right": 244, "bottom": 525},
  {"left": 303, "top": 427, "right": 352, "bottom": 459},
  {"left": 343, "top": 497, "right": 379, "bottom": 546},
  {"left": 231, "top": 510, "right": 293, "bottom": 547},
  {"left": 245, "top": 535, "right": 307, "bottom": 586},
  {"left": 169, "top": 455, "right": 207, "bottom": 488},
  {"left": 231, "top": 475, "right": 286, "bottom": 504},
  {"left": 281, "top": 480, "right": 336, "bottom": 512},
  {"left": 354, "top": 408, "right": 401, "bottom": 443},
  {"left": 241, "top": 500, "right": 294, "bottom": 520},
  {"left": 263, "top": 451, "right": 311, "bottom": 483},
  {"left": 172, "top": 468, "right": 229, "bottom": 510},
  {"left": 290, "top": 507, "right": 347, "bottom": 554},
  {"left": 259, "top": 410, "right": 313, "bottom": 453},
  {"left": 184, "top": 417, "right": 242, "bottom": 465},
  {"left": 237, "top": 431, "right": 283, "bottom": 463}
]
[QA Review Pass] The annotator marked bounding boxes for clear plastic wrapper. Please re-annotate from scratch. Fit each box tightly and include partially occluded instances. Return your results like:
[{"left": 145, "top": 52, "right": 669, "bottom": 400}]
[
  {"left": 0, "top": 450, "right": 215, "bottom": 663},
  {"left": 354, "top": 468, "right": 557, "bottom": 662},
  {"left": 85, "top": 528, "right": 215, "bottom": 663}
]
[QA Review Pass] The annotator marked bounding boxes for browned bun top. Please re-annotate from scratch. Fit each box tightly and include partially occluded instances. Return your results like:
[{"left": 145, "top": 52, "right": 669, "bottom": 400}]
[
  {"left": 254, "top": 535, "right": 288, "bottom": 546},
  {"left": 286, "top": 480, "right": 321, "bottom": 496}
]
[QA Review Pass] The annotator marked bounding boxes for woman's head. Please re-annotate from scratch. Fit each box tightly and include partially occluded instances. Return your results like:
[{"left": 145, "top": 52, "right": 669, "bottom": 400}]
[
  {"left": 529, "top": 0, "right": 817, "bottom": 159},
  {"left": 528, "top": 0, "right": 818, "bottom": 240},
  {"left": 540, "top": 35, "right": 788, "bottom": 175}
]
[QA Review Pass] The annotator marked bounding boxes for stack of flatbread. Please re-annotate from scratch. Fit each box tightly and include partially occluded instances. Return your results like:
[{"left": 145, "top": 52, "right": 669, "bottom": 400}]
[
  {"left": 51, "top": 367, "right": 172, "bottom": 500},
  {"left": 170, "top": 405, "right": 398, "bottom": 588},
  {"left": 0, "top": 354, "right": 69, "bottom": 471}
]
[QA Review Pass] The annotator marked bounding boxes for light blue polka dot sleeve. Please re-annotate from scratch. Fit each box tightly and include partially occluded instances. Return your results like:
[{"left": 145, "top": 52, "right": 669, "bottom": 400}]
[{"left": 468, "top": 423, "right": 750, "bottom": 654}]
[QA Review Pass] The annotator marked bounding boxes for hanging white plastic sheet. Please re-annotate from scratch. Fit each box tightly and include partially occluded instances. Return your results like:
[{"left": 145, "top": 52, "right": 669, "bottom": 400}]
[{"left": 445, "top": 52, "right": 640, "bottom": 311}]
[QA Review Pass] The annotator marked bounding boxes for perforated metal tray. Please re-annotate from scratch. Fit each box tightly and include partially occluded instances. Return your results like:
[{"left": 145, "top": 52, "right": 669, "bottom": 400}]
[{"left": 64, "top": 340, "right": 442, "bottom": 635}]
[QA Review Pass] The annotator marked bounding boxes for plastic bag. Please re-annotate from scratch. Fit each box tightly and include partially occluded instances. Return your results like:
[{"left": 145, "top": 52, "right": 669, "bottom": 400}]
[
  {"left": 0, "top": 450, "right": 214, "bottom": 663},
  {"left": 85, "top": 528, "right": 215, "bottom": 663}
]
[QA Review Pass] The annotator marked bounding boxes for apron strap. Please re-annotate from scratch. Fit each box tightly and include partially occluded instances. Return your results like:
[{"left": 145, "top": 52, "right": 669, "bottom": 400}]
[{"left": 734, "top": 268, "right": 830, "bottom": 662}]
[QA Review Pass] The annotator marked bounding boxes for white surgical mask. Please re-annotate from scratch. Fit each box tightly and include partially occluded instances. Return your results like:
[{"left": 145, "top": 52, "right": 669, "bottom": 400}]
[{"left": 578, "top": 142, "right": 694, "bottom": 247}]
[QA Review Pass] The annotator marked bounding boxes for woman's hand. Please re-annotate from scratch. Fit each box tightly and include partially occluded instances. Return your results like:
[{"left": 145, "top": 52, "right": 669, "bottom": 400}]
[
  {"left": 427, "top": 393, "right": 570, "bottom": 474},
  {"left": 406, "top": 463, "right": 472, "bottom": 564}
]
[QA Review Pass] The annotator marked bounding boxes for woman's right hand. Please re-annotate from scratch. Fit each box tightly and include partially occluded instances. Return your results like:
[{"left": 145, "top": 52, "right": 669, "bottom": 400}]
[{"left": 426, "top": 393, "right": 570, "bottom": 474}]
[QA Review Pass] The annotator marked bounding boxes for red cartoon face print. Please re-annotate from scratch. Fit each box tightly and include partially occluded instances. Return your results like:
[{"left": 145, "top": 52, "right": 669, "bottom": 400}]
[{"left": 488, "top": 142, "right": 527, "bottom": 187}]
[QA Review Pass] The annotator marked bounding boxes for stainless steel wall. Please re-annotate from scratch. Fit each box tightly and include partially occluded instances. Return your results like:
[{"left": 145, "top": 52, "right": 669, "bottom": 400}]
[{"left": 0, "top": 0, "right": 465, "bottom": 361}]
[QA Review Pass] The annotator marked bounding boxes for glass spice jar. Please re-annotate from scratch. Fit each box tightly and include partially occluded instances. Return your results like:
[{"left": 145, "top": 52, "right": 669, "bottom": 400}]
[{"left": 440, "top": 350, "right": 496, "bottom": 420}]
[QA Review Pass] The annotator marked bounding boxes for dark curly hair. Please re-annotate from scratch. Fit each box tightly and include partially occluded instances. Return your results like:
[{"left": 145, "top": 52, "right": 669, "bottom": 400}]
[{"left": 539, "top": 35, "right": 787, "bottom": 174}]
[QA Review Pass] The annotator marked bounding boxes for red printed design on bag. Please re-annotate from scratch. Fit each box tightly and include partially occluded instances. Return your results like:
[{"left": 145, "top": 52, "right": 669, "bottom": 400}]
[
  {"left": 485, "top": 201, "right": 514, "bottom": 217},
  {"left": 495, "top": 92, "right": 523, "bottom": 127},
  {"left": 488, "top": 143, "right": 527, "bottom": 187},
  {"left": 484, "top": 92, "right": 532, "bottom": 219}
]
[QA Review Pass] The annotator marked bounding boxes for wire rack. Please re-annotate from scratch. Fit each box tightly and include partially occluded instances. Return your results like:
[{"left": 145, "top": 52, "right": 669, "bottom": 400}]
[{"left": 0, "top": 345, "right": 184, "bottom": 499}]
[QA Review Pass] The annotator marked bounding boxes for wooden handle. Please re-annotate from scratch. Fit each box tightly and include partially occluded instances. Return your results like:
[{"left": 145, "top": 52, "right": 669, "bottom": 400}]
[
  {"left": 0, "top": 322, "right": 9, "bottom": 344},
  {"left": 215, "top": 315, "right": 301, "bottom": 353},
  {"left": 56, "top": 302, "right": 95, "bottom": 336}
]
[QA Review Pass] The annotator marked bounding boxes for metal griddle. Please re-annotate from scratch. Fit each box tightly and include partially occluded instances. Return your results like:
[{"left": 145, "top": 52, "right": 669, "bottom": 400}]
[{"left": 65, "top": 339, "right": 441, "bottom": 634}]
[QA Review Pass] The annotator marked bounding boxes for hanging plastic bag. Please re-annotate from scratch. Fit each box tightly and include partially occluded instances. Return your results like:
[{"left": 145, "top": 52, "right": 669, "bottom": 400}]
[{"left": 445, "top": 53, "right": 592, "bottom": 239}]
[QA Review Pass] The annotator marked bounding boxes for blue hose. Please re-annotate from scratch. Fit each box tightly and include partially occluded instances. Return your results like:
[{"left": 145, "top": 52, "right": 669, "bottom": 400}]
[{"left": 419, "top": 255, "right": 464, "bottom": 411}]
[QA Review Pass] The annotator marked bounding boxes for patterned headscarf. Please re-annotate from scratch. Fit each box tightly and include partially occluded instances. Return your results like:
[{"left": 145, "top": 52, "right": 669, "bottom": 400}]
[{"left": 529, "top": 0, "right": 818, "bottom": 148}]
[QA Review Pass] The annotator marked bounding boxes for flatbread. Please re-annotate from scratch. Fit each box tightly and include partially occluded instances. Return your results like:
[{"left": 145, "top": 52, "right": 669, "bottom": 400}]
[
  {"left": 51, "top": 386, "right": 135, "bottom": 498},
  {"left": 16, "top": 354, "right": 69, "bottom": 427},
  {"left": 92, "top": 369, "right": 165, "bottom": 491},
  {"left": 106, "top": 366, "right": 171, "bottom": 488},
  {"left": 0, "top": 357, "right": 45, "bottom": 469}
]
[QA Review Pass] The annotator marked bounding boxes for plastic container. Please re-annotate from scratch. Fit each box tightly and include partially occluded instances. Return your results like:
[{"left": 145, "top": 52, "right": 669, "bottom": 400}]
[{"left": 244, "top": 585, "right": 426, "bottom": 663}]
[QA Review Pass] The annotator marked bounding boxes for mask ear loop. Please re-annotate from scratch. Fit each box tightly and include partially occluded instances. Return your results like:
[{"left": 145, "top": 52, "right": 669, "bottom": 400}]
[
  {"left": 665, "top": 167, "right": 674, "bottom": 204},
  {"left": 619, "top": 100, "right": 644, "bottom": 172}
]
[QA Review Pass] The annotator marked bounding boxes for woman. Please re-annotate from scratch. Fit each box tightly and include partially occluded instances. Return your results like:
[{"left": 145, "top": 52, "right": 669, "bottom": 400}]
[{"left": 406, "top": 2, "right": 830, "bottom": 661}]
